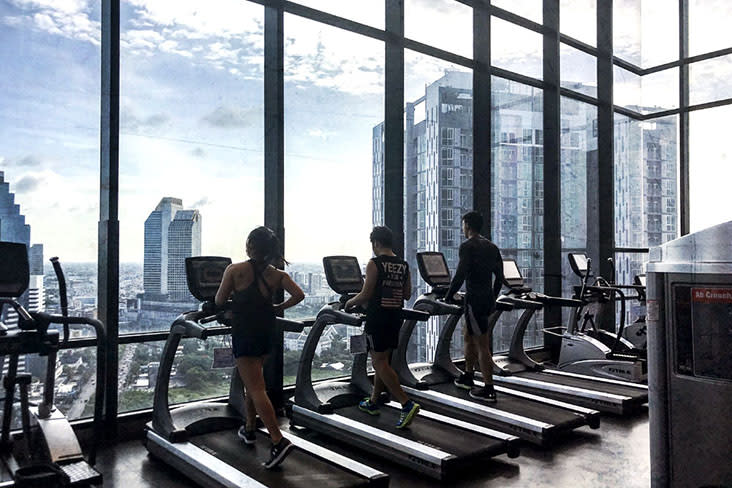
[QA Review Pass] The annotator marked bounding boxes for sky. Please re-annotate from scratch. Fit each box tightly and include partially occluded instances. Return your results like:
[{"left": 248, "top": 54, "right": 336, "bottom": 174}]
[{"left": 1, "top": 0, "right": 731, "bottom": 264}]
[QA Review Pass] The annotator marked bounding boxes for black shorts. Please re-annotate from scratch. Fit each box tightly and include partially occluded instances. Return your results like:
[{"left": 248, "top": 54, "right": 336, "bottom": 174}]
[
  {"left": 464, "top": 303, "right": 491, "bottom": 336},
  {"left": 231, "top": 330, "right": 275, "bottom": 358},
  {"left": 365, "top": 321, "right": 400, "bottom": 353}
]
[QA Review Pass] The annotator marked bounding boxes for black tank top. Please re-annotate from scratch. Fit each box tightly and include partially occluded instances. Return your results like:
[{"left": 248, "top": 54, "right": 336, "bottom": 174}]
[
  {"left": 231, "top": 260, "right": 276, "bottom": 336},
  {"left": 366, "top": 255, "right": 409, "bottom": 326}
]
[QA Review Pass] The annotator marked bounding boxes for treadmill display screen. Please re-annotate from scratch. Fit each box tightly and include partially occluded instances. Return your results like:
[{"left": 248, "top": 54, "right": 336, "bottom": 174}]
[
  {"left": 186, "top": 257, "right": 232, "bottom": 302},
  {"left": 323, "top": 256, "right": 363, "bottom": 294},
  {"left": 504, "top": 260, "right": 521, "bottom": 280},
  {"left": 421, "top": 254, "right": 450, "bottom": 281}
]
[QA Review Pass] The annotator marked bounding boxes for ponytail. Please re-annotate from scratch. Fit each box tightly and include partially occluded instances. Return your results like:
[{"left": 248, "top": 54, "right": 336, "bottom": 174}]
[{"left": 246, "top": 226, "right": 288, "bottom": 267}]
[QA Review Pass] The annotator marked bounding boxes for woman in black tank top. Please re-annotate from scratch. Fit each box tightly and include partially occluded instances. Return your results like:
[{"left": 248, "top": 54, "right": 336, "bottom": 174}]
[{"left": 215, "top": 227, "right": 304, "bottom": 468}]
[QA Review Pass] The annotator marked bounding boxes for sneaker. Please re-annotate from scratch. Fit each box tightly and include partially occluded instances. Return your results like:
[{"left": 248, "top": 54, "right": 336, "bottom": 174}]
[
  {"left": 237, "top": 425, "right": 256, "bottom": 445},
  {"left": 396, "top": 400, "right": 420, "bottom": 429},
  {"left": 264, "top": 437, "right": 294, "bottom": 469},
  {"left": 469, "top": 386, "right": 497, "bottom": 403},
  {"left": 358, "top": 397, "right": 380, "bottom": 416},
  {"left": 454, "top": 372, "right": 474, "bottom": 390}
]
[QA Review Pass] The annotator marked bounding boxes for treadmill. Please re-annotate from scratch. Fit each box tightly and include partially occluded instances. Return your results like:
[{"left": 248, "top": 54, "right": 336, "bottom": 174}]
[
  {"left": 291, "top": 256, "right": 521, "bottom": 480},
  {"left": 487, "top": 259, "right": 648, "bottom": 415},
  {"left": 392, "top": 252, "right": 601, "bottom": 446},
  {"left": 145, "top": 256, "right": 389, "bottom": 488}
]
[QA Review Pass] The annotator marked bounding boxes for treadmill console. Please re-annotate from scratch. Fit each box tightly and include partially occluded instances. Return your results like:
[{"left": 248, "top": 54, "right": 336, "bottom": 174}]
[
  {"left": 503, "top": 260, "right": 525, "bottom": 289},
  {"left": 185, "top": 256, "right": 232, "bottom": 302},
  {"left": 568, "top": 253, "right": 590, "bottom": 279},
  {"left": 416, "top": 252, "right": 452, "bottom": 287},
  {"left": 0, "top": 241, "right": 30, "bottom": 298},
  {"left": 323, "top": 256, "right": 364, "bottom": 295}
]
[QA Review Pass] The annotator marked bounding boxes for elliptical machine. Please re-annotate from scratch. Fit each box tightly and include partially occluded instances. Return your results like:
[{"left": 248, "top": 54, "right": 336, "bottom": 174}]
[
  {"left": 0, "top": 242, "right": 106, "bottom": 487},
  {"left": 605, "top": 258, "right": 647, "bottom": 351},
  {"left": 556, "top": 253, "right": 647, "bottom": 382}
]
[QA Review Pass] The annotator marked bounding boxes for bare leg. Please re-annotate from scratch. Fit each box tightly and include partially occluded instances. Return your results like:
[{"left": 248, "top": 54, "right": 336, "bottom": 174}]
[
  {"left": 369, "top": 350, "right": 408, "bottom": 405},
  {"left": 475, "top": 332, "right": 495, "bottom": 387},
  {"left": 463, "top": 328, "right": 479, "bottom": 374},
  {"left": 236, "top": 356, "right": 283, "bottom": 443},
  {"left": 370, "top": 366, "right": 387, "bottom": 404},
  {"left": 244, "top": 390, "right": 257, "bottom": 431}
]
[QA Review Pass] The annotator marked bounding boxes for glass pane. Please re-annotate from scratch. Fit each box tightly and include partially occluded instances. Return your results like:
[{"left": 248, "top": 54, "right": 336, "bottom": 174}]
[
  {"left": 0, "top": 0, "right": 100, "bottom": 324},
  {"left": 403, "top": 52, "right": 472, "bottom": 363},
  {"left": 561, "top": 98, "right": 597, "bottom": 250},
  {"left": 689, "top": 106, "right": 732, "bottom": 232},
  {"left": 690, "top": 53, "right": 732, "bottom": 106},
  {"left": 492, "top": 77, "right": 544, "bottom": 348},
  {"left": 291, "top": 0, "right": 384, "bottom": 29},
  {"left": 284, "top": 15, "right": 383, "bottom": 318},
  {"left": 640, "top": 0, "right": 678, "bottom": 67},
  {"left": 491, "top": 0, "right": 542, "bottom": 23},
  {"left": 405, "top": 0, "right": 472, "bottom": 59},
  {"left": 615, "top": 67, "right": 678, "bottom": 115},
  {"left": 641, "top": 68, "right": 679, "bottom": 114},
  {"left": 614, "top": 0, "right": 678, "bottom": 68},
  {"left": 560, "top": 43, "right": 597, "bottom": 97},
  {"left": 614, "top": 65, "right": 642, "bottom": 111},
  {"left": 560, "top": 0, "right": 596, "bottom": 47},
  {"left": 491, "top": 17, "right": 543, "bottom": 80},
  {"left": 689, "top": 0, "right": 732, "bottom": 57},
  {"left": 614, "top": 0, "right": 641, "bottom": 66},
  {"left": 118, "top": 338, "right": 233, "bottom": 413},
  {"left": 284, "top": 323, "right": 356, "bottom": 386},
  {"left": 614, "top": 252, "right": 648, "bottom": 341},
  {"left": 119, "top": 1, "right": 264, "bottom": 333},
  {"left": 614, "top": 115, "right": 679, "bottom": 248}
]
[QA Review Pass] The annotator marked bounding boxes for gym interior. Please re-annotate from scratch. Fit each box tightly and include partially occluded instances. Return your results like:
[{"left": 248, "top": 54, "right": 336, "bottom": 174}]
[{"left": 0, "top": 0, "right": 730, "bottom": 487}]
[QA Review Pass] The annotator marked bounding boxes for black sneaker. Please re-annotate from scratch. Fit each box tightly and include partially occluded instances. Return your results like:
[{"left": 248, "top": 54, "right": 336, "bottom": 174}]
[
  {"left": 264, "top": 437, "right": 294, "bottom": 469},
  {"left": 454, "top": 372, "right": 474, "bottom": 390},
  {"left": 469, "top": 386, "right": 497, "bottom": 403},
  {"left": 237, "top": 425, "right": 256, "bottom": 445}
]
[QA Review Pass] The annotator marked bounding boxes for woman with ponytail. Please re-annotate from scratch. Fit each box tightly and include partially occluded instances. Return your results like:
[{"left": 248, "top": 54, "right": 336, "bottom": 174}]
[{"left": 215, "top": 226, "right": 304, "bottom": 468}]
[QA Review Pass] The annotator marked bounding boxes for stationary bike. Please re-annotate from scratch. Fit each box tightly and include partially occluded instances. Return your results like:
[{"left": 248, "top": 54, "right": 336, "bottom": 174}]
[{"left": 0, "top": 242, "right": 106, "bottom": 487}]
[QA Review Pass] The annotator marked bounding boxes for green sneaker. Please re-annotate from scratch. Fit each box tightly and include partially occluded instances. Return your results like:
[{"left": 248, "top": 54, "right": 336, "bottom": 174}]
[
  {"left": 358, "top": 397, "right": 380, "bottom": 415},
  {"left": 396, "top": 400, "right": 420, "bottom": 429}
]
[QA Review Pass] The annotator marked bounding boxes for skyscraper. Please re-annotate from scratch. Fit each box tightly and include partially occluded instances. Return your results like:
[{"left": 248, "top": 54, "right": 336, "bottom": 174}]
[
  {"left": 29, "top": 243, "right": 44, "bottom": 276},
  {"left": 0, "top": 171, "right": 31, "bottom": 246},
  {"left": 167, "top": 210, "right": 202, "bottom": 302},
  {"left": 372, "top": 72, "right": 677, "bottom": 362},
  {"left": 144, "top": 197, "right": 183, "bottom": 297}
]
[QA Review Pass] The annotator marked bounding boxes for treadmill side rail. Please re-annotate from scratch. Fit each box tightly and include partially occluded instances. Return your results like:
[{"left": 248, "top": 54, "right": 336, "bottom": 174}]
[{"left": 145, "top": 430, "right": 268, "bottom": 488}]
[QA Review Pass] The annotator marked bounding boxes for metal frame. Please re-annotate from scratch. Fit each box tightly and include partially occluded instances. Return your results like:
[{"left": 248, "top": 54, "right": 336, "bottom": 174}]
[{"left": 81, "top": 0, "right": 731, "bottom": 435}]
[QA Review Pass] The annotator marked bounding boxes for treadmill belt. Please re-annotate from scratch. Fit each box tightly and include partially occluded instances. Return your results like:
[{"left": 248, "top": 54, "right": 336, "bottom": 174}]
[
  {"left": 336, "top": 405, "right": 506, "bottom": 457},
  {"left": 191, "top": 430, "right": 369, "bottom": 488},
  {"left": 519, "top": 371, "right": 648, "bottom": 400},
  {"left": 430, "top": 382, "right": 587, "bottom": 428}
]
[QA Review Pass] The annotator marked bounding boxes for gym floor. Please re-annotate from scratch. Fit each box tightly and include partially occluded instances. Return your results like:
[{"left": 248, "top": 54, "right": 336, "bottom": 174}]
[{"left": 95, "top": 408, "right": 650, "bottom": 487}]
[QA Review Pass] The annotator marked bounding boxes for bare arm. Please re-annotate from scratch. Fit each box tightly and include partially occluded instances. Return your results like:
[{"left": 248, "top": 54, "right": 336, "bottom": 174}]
[
  {"left": 273, "top": 272, "right": 305, "bottom": 313},
  {"left": 345, "top": 260, "right": 378, "bottom": 310},
  {"left": 214, "top": 265, "right": 236, "bottom": 307},
  {"left": 403, "top": 267, "right": 412, "bottom": 301}
]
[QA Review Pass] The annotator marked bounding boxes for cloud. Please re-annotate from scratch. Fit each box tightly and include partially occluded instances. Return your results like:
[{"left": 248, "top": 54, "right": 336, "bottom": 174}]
[
  {"left": 13, "top": 175, "right": 43, "bottom": 193},
  {"left": 190, "top": 147, "right": 206, "bottom": 158},
  {"left": 202, "top": 106, "right": 260, "bottom": 128},
  {"left": 7, "top": 0, "right": 101, "bottom": 45},
  {"left": 11, "top": 155, "right": 42, "bottom": 167},
  {"left": 121, "top": 111, "right": 170, "bottom": 131},
  {"left": 191, "top": 197, "right": 211, "bottom": 208}
]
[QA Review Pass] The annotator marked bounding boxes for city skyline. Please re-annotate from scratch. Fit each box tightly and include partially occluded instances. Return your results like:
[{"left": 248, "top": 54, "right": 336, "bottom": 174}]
[{"left": 2, "top": 0, "right": 732, "bottom": 264}]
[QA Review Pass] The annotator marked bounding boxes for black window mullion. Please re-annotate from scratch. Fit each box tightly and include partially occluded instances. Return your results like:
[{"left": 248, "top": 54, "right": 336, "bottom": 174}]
[
  {"left": 679, "top": 0, "right": 690, "bottom": 236},
  {"left": 99, "top": 0, "right": 120, "bottom": 437},
  {"left": 384, "top": 0, "right": 405, "bottom": 255},
  {"left": 473, "top": 0, "right": 491, "bottom": 235}
]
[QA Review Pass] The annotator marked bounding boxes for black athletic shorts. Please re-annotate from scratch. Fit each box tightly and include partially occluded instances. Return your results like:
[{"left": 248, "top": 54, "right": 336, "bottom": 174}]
[
  {"left": 365, "top": 320, "right": 400, "bottom": 353},
  {"left": 464, "top": 302, "right": 491, "bottom": 336},
  {"left": 231, "top": 329, "right": 275, "bottom": 358}
]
